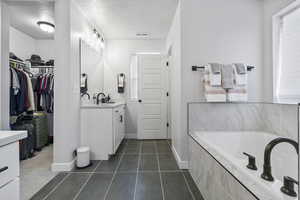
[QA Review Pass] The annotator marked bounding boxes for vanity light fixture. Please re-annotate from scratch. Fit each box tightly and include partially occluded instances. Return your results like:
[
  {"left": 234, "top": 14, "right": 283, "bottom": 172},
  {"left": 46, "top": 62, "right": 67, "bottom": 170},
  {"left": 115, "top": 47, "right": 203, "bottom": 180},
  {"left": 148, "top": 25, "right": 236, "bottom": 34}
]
[
  {"left": 37, "top": 21, "right": 55, "bottom": 33},
  {"left": 93, "top": 28, "right": 105, "bottom": 48},
  {"left": 100, "top": 38, "right": 105, "bottom": 48}
]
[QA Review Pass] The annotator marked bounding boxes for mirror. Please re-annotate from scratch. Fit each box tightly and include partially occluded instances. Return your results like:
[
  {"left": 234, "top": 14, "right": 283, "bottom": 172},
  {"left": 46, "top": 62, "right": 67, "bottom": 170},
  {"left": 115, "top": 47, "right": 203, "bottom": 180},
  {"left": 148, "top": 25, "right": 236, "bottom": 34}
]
[{"left": 80, "top": 39, "right": 104, "bottom": 103}]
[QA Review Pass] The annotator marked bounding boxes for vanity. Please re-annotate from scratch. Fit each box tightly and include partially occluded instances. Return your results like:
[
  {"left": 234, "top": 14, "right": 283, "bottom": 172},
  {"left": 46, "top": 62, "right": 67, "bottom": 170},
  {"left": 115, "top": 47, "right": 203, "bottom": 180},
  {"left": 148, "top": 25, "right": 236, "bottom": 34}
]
[
  {"left": 80, "top": 102, "right": 125, "bottom": 160},
  {"left": 0, "top": 131, "right": 27, "bottom": 200}
]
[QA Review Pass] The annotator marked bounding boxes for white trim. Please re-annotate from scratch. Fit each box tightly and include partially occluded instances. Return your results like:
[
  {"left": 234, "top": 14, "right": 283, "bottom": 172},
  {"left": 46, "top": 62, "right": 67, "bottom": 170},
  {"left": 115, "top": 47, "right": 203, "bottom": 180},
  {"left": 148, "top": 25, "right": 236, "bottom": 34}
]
[
  {"left": 171, "top": 145, "right": 189, "bottom": 169},
  {"left": 51, "top": 159, "right": 75, "bottom": 172},
  {"left": 125, "top": 133, "right": 137, "bottom": 139}
]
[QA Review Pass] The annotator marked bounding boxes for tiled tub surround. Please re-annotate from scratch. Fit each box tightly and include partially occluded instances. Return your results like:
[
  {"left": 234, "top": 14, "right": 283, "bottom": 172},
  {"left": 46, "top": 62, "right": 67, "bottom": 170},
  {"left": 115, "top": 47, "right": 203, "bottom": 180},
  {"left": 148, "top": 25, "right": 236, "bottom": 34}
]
[
  {"left": 188, "top": 102, "right": 299, "bottom": 141},
  {"left": 188, "top": 102, "right": 299, "bottom": 200},
  {"left": 189, "top": 132, "right": 298, "bottom": 200}
]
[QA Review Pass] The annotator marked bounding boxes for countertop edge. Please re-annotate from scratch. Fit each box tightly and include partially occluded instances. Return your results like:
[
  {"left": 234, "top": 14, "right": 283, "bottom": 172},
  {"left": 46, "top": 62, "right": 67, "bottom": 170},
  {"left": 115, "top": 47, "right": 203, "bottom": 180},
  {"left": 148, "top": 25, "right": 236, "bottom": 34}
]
[
  {"left": 0, "top": 131, "right": 27, "bottom": 147},
  {"left": 80, "top": 102, "right": 126, "bottom": 109}
]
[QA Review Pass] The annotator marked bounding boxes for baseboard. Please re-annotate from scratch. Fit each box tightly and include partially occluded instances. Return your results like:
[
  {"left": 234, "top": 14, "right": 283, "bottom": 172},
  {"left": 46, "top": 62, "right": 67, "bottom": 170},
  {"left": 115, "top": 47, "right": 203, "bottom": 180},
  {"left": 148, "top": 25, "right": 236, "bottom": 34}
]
[
  {"left": 51, "top": 159, "right": 75, "bottom": 172},
  {"left": 125, "top": 133, "right": 137, "bottom": 139},
  {"left": 171, "top": 145, "right": 189, "bottom": 169}
]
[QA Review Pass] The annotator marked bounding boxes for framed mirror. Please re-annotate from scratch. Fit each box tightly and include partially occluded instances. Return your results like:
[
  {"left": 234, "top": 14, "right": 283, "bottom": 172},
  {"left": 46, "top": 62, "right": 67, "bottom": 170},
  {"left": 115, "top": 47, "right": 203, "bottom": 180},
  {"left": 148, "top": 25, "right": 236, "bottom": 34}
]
[{"left": 80, "top": 39, "right": 104, "bottom": 103}]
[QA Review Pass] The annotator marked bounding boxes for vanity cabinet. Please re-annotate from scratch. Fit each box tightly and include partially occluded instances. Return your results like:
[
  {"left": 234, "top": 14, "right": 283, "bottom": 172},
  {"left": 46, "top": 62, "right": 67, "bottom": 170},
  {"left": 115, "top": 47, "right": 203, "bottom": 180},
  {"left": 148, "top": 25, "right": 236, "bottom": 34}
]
[
  {"left": 0, "top": 131, "right": 27, "bottom": 200},
  {"left": 81, "top": 103, "right": 126, "bottom": 160},
  {"left": 113, "top": 106, "right": 125, "bottom": 153}
]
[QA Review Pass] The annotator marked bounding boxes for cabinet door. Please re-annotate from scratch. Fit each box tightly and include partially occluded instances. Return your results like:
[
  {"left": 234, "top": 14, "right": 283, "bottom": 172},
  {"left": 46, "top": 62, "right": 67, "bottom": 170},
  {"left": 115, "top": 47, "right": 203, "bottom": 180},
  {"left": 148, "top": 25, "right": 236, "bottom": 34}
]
[
  {"left": 119, "top": 106, "right": 125, "bottom": 141},
  {"left": 0, "top": 178, "right": 19, "bottom": 200},
  {"left": 113, "top": 108, "right": 121, "bottom": 153},
  {"left": 0, "top": 142, "right": 19, "bottom": 188}
]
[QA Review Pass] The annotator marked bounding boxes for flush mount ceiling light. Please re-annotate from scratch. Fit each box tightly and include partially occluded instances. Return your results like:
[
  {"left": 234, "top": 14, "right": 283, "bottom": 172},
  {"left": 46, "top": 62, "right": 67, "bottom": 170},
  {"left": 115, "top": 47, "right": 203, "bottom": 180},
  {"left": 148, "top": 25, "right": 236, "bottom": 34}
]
[{"left": 37, "top": 21, "right": 55, "bottom": 33}]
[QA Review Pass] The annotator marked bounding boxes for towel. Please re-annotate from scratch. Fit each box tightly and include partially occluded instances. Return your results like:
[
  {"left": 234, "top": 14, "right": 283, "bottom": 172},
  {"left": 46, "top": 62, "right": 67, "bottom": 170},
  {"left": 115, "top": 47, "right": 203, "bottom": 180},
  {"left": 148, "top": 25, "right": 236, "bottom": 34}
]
[
  {"left": 209, "top": 63, "right": 221, "bottom": 74},
  {"left": 227, "top": 85, "right": 248, "bottom": 102},
  {"left": 233, "top": 63, "right": 247, "bottom": 86},
  {"left": 234, "top": 63, "right": 246, "bottom": 74},
  {"left": 221, "top": 64, "right": 234, "bottom": 89},
  {"left": 204, "top": 69, "right": 226, "bottom": 102},
  {"left": 208, "top": 64, "right": 222, "bottom": 86}
]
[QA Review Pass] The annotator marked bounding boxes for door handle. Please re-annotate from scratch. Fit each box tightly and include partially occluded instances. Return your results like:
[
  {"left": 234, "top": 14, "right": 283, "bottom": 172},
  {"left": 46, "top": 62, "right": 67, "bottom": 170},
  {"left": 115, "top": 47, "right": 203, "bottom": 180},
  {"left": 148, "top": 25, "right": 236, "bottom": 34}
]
[
  {"left": 138, "top": 99, "right": 142, "bottom": 103},
  {"left": 0, "top": 166, "right": 8, "bottom": 173},
  {"left": 120, "top": 115, "right": 123, "bottom": 123}
]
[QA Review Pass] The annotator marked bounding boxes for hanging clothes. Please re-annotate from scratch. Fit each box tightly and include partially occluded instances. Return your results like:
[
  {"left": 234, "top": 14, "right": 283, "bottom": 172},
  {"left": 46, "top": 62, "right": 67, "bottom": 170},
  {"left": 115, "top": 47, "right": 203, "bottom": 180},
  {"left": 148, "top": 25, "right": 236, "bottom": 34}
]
[
  {"left": 32, "top": 73, "right": 54, "bottom": 113},
  {"left": 10, "top": 67, "right": 34, "bottom": 116},
  {"left": 24, "top": 72, "right": 35, "bottom": 111}
]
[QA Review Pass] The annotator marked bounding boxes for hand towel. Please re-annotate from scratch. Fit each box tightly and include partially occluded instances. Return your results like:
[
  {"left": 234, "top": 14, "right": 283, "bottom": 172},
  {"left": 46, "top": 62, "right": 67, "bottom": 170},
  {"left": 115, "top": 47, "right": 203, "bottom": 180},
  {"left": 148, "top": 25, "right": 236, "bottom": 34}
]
[
  {"left": 209, "top": 63, "right": 221, "bottom": 74},
  {"left": 227, "top": 86, "right": 248, "bottom": 102},
  {"left": 233, "top": 63, "right": 247, "bottom": 86},
  {"left": 208, "top": 64, "right": 222, "bottom": 86},
  {"left": 221, "top": 64, "right": 234, "bottom": 89},
  {"left": 204, "top": 68, "right": 226, "bottom": 102},
  {"left": 234, "top": 63, "right": 246, "bottom": 74}
]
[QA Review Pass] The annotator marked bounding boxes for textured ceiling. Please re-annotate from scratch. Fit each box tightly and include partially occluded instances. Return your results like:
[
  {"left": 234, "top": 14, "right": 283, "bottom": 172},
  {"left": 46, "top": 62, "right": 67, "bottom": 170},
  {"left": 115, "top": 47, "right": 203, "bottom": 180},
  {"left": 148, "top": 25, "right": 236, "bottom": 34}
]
[
  {"left": 74, "top": 0, "right": 179, "bottom": 39},
  {"left": 7, "top": 1, "right": 55, "bottom": 40}
]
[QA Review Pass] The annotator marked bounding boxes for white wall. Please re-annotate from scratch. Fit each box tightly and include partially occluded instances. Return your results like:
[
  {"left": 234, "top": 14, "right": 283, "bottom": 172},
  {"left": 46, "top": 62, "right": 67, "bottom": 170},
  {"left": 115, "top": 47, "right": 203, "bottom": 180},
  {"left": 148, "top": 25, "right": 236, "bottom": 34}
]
[
  {"left": 35, "top": 40, "right": 55, "bottom": 61},
  {"left": 104, "top": 39, "right": 164, "bottom": 137},
  {"left": 165, "top": 2, "right": 183, "bottom": 163},
  {"left": 167, "top": 0, "right": 265, "bottom": 163},
  {"left": 9, "top": 27, "right": 36, "bottom": 60},
  {"left": 0, "top": 1, "right": 10, "bottom": 130},
  {"left": 53, "top": 0, "right": 103, "bottom": 171},
  {"left": 263, "top": 0, "right": 296, "bottom": 101},
  {"left": 10, "top": 27, "right": 55, "bottom": 61}
]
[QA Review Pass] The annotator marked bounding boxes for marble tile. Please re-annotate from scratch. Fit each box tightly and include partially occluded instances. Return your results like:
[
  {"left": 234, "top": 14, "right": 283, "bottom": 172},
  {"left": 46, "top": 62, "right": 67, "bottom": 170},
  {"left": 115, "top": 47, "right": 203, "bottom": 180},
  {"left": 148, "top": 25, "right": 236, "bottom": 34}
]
[
  {"left": 188, "top": 102, "right": 299, "bottom": 141},
  {"left": 188, "top": 103, "right": 264, "bottom": 132},
  {"left": 188, "top": 137, "right": 258, "bottom": 200},
  {"left": 279, "top": 104, "right": 298, "bottom": 141}
]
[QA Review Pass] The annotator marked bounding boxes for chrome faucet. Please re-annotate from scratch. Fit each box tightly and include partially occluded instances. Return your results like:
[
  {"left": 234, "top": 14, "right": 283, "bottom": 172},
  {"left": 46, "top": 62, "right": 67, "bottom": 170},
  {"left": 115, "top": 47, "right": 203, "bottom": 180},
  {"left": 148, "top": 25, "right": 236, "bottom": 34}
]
[
  {"left": 96, "top": 93, "right": 106, "bottom": 105},
  {"left": 261, "top": 137, "right": 298, "bottom": 182}
]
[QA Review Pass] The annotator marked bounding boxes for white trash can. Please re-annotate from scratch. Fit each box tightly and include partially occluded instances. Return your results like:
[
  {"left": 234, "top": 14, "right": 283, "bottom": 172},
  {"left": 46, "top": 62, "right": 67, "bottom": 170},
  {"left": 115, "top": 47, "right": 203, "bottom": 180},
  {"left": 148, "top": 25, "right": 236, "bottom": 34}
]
[{"left": 76, "top": 146, "right": 91, "bottom": 169}]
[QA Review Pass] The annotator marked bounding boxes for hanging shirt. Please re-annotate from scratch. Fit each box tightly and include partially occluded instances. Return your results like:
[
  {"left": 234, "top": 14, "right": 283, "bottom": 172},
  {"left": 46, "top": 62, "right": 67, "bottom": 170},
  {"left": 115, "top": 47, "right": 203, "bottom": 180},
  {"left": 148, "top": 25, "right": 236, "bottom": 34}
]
[
  {"left": 11, "top": 68, "right": 20, "bottom": 95},
  {"left": 24, "top": 72, "right": 35, "bottom": 111}
]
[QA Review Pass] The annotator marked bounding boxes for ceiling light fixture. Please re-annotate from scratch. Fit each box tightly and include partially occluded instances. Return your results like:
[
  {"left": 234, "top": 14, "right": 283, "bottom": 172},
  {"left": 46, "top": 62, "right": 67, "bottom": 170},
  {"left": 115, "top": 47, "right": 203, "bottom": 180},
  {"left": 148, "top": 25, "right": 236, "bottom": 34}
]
[{"left": 37, "top": 21, "right": 55, "bottom": 33}]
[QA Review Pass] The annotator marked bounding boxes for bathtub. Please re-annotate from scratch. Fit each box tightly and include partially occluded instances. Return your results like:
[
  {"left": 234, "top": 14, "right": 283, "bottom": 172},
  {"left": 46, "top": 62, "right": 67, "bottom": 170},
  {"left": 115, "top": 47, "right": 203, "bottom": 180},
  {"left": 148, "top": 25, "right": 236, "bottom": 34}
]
[{"left": 189, "top": 131, "right": 298, "bottom": 200}]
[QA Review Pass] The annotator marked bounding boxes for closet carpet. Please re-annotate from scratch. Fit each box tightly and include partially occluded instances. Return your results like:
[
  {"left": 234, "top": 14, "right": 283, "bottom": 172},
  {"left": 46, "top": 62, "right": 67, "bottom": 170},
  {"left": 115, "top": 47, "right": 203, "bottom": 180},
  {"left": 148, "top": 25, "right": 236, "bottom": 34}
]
[
  {"left": 21, "top": 145, "right": 57, "bottom": 200},
  {"left": 29, "top": 140, "right": 204, "bottom": 200}
]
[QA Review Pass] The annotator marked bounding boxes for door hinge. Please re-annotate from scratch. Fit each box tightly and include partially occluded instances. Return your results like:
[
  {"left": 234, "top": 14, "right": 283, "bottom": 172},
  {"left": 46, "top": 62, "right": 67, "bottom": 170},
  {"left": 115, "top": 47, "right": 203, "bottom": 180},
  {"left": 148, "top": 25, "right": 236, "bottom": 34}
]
[
  {"left": 167, "top": 123, "right": 169, "bottom": 127},
  {"left": 166, "top": 61, "right": 169, "bottom": 66},
  {"left": 166, "top": 92, "right": 169, "bottom": 97}
]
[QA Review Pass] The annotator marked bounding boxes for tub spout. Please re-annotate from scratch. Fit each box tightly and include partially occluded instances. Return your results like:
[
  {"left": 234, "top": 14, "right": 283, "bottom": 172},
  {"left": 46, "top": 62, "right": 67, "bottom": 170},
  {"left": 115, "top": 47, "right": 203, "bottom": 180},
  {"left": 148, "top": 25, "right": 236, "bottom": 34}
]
[{"left": 261, "top": 138, "right": 298, "bottom": 182}]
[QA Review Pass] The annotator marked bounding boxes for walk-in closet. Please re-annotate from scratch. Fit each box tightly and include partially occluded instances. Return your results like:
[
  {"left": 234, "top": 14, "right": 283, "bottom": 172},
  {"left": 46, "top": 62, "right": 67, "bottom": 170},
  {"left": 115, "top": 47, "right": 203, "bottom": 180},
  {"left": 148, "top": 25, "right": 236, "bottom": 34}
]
[{"left": 7, "top": 2, "right": 56, "bottom": 199}]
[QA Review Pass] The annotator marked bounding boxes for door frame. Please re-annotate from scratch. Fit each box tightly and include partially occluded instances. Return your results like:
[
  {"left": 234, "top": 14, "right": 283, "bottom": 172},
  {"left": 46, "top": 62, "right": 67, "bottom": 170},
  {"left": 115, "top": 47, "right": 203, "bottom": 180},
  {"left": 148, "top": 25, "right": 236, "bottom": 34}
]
[{"left": 137, "top": 53, "right": 168, "bottom": 140}]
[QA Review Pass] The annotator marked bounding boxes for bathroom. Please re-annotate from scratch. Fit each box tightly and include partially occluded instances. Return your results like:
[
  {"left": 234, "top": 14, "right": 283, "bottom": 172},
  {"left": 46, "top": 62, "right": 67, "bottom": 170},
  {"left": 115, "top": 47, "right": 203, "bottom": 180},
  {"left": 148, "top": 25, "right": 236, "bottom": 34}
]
[{"left": 0, "top": 0, "right": 299, "bottom": 200}]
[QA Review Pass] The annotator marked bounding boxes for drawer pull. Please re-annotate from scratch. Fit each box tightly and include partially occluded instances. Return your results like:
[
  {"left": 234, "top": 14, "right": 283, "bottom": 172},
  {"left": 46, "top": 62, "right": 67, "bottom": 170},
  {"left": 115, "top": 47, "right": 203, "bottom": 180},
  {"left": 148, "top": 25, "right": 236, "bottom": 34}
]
[{"left": 0, "top": 166, "right": 8, "bottom": 173}]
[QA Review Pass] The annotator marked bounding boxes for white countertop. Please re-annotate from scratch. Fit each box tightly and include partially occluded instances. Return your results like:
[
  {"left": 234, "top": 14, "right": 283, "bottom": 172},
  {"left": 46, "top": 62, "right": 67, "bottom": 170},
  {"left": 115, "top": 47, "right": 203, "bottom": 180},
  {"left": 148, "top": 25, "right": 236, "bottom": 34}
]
[
  {"left": 0, "top": 131, "right": 27, "bottom": 147},
  {"left": 81, "top": 101, "right": 126, "bottom": 109}
]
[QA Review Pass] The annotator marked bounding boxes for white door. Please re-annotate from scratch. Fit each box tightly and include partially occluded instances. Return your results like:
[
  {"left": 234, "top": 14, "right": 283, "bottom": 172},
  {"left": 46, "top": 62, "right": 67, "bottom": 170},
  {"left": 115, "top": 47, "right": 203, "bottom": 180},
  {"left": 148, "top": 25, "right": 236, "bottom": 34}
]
[{"left": 137, "top": 54, "right": 167, "bottom": 139}]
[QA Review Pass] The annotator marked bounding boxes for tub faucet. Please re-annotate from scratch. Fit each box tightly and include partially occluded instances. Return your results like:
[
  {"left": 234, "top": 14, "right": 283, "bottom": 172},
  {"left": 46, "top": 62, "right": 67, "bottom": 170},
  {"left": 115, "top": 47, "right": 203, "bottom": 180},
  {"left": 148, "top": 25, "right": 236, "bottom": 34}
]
[
  {"left": 96, "top": 93, "right": 105, "bottom": 105},
  {"left": 261, "top": 137, "right": 298, "bottom": 182}
]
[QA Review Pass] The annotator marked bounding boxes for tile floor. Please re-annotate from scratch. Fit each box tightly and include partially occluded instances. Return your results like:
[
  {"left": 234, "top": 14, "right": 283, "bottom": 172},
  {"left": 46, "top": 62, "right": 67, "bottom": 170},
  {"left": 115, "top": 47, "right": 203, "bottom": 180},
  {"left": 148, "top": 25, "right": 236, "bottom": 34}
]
[{"left": 30, "top": 140, "right": 204, "bottom": 200}]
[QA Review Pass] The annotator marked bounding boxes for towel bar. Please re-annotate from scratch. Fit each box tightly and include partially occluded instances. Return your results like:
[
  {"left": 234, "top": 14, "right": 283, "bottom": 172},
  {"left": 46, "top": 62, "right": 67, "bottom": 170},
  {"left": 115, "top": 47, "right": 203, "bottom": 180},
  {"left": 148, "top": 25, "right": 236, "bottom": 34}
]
[{"left": 192, "top": 65, "right": 255, "bottom": 72}]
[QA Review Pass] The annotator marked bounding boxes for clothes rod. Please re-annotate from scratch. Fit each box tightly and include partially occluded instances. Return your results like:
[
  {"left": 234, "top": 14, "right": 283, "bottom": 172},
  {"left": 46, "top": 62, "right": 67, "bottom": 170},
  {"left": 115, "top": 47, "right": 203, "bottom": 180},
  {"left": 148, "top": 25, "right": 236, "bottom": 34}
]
[
  {"left": 192, "top": 65, "right": 255, "bottom": 72},
  {"left": 31, "top": 66, "right": 54, "bottom": 68},
  {"left": 9, "top": 58, "right": 26, "bottom": 65}
]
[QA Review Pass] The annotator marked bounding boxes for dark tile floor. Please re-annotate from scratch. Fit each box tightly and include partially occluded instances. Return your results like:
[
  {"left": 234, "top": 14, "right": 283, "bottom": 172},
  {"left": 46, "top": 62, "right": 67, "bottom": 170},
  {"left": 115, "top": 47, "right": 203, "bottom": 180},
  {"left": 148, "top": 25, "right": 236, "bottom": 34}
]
[{"left": 30, "top": 140, "right": 204, "bottom": 200}]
